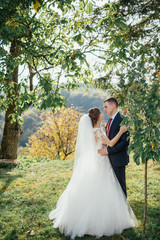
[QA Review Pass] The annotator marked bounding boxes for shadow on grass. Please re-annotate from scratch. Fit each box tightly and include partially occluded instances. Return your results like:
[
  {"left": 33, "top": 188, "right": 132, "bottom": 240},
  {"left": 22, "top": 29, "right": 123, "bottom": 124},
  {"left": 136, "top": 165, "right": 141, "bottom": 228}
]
[
  {"left": 4, "top": 229, "right": 18, "bottom": 240},
  {"left": 0, "top": 167, "right": 22, "bottom": 195}
]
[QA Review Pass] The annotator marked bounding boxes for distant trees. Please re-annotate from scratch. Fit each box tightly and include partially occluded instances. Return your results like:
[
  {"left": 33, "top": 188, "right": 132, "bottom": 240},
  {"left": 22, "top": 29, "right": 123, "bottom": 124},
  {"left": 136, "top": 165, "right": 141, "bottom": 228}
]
[
  {"left": 27, "top": 107, "right": 82, "bottom": 160},
  {"left": 19, "top": 108, "right": 43, "bottom": 147},
  {"left": 0, "top": 87, "right": 109, "bottom": 147}
]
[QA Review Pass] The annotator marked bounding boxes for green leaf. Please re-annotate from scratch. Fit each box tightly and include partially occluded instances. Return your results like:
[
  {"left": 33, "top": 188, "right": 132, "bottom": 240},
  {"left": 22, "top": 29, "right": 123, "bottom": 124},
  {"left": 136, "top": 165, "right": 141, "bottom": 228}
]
[
  {"left": 86, "top": 2, "right": 93, "bottom": 14},
  {"left": 73, "top": 34, "right": 84, "bottom": 46},
  {"left": 133, "top": 153, "right": 140, "bottom": 165},
  {"left": 85, "top": 24, "right": 95, "bottom": 32},
  {"left": 155, "top": 127, "right": 160, "bottom": 138},
  {"left": 98, "top": 19, "right": 104, "bottom": 27},
  {"left": 153, "top": 152, "right": 160, "bottom": 162},
  {"left": 79, "top": 1, "right": 85, "bottom": 10},
  {"left": 73, "top": 34, "right": 82, "bottom": 42},
  {"left": 79, "top": 37, "right": 84, "bottom": 45}
]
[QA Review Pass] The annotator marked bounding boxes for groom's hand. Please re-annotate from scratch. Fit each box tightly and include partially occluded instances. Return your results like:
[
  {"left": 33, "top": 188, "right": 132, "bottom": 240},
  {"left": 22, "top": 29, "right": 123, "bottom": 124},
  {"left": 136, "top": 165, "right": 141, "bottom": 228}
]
[{"left": 98, "top": 147, "right": 108, "bottom": 156}]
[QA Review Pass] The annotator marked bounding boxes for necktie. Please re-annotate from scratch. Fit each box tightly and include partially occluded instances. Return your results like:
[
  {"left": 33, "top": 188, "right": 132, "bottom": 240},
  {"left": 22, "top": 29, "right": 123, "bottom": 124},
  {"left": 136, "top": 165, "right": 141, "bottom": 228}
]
[{"left": 106, "top": 118, "right": 112, "bottom": 137}]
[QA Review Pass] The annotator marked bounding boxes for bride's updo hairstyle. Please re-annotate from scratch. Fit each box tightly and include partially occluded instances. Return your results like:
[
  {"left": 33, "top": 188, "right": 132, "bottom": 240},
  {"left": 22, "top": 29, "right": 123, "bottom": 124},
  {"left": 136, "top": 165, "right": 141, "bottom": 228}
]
[{"left": 88, "top": 108, "right": 101, "bottom": 127}]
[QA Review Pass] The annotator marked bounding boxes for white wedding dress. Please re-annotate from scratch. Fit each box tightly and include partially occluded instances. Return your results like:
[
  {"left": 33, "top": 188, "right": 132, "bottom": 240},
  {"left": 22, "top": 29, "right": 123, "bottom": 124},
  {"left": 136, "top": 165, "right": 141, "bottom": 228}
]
[{"left": 49, "top": 114, "right": 138, "bottom": 239}]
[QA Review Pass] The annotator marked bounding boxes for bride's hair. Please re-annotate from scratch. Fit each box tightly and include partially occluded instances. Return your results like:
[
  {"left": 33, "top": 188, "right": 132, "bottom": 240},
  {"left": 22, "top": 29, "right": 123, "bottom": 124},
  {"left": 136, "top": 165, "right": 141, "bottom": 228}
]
[{"left": 88, "top": 108, "right": 101, "bottom": 127}]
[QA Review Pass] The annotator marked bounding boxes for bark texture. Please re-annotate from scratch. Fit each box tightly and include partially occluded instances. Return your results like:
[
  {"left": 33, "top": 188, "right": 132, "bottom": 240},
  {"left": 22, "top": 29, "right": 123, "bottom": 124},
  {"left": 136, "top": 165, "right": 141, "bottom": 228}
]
[{"left": 0, "top": 39, "right": 22, "bottom": 159}]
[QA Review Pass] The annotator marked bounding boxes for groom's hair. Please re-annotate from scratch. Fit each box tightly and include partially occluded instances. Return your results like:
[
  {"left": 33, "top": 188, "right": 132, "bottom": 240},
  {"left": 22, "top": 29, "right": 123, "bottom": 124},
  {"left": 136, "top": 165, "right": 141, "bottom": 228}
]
[{"left": 104, "top": 98, "right": 118, "bottom": 107}]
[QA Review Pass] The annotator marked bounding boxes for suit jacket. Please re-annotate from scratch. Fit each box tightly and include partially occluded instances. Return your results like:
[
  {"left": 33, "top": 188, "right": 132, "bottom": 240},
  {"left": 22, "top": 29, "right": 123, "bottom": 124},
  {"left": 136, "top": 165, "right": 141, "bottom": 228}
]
[{"left": 106, "top": 112, "right": 129, "bottom": 167}]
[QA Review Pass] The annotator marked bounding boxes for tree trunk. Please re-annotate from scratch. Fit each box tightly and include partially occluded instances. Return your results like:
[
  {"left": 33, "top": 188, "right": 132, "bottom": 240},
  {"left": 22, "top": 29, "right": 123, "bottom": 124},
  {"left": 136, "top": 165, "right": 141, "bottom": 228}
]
[
  {"left": 0, "top": 39, "right": 22, "bottom": 160},
  {"left": 142, "top": 160, "right": 148, "bottom": 240},
  {"left": 0, "top": 108, "right": 22, "bottom": 159}
]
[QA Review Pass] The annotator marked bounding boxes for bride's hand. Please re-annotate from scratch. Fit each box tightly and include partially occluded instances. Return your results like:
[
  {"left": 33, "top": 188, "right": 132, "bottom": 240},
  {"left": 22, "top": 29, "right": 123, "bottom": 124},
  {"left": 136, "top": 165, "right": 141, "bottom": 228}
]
[{"left": 120, "top": 125, "right": 129, "bottom": 133}]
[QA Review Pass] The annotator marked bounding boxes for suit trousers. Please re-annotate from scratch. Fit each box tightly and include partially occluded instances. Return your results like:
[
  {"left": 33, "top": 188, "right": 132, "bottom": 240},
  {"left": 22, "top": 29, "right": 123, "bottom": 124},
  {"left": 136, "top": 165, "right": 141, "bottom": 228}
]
[{"left": 111, "top": 165, "right": 127, "bottom": 197}]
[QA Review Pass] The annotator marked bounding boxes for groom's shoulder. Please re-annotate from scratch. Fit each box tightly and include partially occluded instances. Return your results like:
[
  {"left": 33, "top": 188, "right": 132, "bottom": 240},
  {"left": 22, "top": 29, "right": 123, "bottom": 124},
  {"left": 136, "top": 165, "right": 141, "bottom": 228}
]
[
  {"left": 118, "top": 112, "right": 124, "bottom": 121},
  {"left": 119, "top": 113, "right": 124, "bottom": 119}
]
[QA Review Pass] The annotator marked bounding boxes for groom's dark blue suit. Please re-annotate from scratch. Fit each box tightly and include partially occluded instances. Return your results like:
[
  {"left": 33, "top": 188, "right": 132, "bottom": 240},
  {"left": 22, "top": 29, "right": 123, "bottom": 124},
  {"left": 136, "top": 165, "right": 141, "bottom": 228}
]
[{"left": 107, "top": 112, "right": 129, "bottom": 197}]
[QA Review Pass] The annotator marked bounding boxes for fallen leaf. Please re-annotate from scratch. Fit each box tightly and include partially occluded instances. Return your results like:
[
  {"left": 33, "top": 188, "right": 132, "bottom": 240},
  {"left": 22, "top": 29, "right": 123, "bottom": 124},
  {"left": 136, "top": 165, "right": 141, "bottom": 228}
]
[{"left": 30, "top": 230, "right": 35, "bottom": 236}]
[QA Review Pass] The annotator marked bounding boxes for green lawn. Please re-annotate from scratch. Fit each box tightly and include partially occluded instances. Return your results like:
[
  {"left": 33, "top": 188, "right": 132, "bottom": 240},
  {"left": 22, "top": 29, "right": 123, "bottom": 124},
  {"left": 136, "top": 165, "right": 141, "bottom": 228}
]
[{"left": 0, "top": 157, "right": 160, "bottom": 240}]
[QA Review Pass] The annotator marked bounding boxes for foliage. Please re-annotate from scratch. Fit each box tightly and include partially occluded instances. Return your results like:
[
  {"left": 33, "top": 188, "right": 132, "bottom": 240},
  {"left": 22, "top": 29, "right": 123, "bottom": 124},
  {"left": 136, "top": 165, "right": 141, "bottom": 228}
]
[
  {"left": 27, "top": 106, "right": 83, "bottom": 160},
  {"left": 0, "top": 0, "right": 96, "bottom": 119},
  {"left": 121, "top": 73, "right": 160, "bottom": 165},
  {"left": 0, "top": 0, "right": 98, "bottom": 158},
  {"left": 0, "top": 158, "right": 160, "bottom": 239},
  {"left": 93, "top": 0, "right": 160, "bottom": 163}
]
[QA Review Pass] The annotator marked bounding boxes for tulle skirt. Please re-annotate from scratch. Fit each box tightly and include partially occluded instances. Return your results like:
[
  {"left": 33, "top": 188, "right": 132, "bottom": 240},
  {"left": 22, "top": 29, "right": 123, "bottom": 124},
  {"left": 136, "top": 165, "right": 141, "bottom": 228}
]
[{"left": 49, "top": 155, "right": 138, "bottom": 239}]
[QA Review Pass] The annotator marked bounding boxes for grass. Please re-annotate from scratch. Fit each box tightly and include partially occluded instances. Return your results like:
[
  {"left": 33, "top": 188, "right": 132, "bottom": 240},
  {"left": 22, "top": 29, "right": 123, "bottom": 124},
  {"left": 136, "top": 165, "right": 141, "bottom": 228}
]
[{"left": 0, "top": 156, "right": 160, "bottom": 240}]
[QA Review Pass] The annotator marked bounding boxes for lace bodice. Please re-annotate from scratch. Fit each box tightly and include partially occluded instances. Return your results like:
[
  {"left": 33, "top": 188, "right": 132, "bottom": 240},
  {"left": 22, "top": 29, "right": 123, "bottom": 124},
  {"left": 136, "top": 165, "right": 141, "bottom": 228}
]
[
  {"left": 93, "top": 128, "right": 106, "bottom": 147},
  {"left": 93, "top": 127, "right": 106, "bottom": 138}
]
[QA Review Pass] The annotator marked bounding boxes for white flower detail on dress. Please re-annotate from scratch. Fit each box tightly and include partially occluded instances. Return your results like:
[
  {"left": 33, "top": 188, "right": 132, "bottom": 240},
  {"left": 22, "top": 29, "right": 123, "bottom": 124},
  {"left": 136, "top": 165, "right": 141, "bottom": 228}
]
[{"left": 93, "top": 128, "right": 105, "bottom": 144}]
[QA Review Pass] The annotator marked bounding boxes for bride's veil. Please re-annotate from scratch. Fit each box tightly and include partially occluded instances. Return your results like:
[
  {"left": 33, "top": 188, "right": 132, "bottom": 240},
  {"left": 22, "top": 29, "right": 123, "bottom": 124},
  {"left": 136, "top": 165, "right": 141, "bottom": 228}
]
[{"left": 73, "top": 114, "right": 97, "bottom": 176}]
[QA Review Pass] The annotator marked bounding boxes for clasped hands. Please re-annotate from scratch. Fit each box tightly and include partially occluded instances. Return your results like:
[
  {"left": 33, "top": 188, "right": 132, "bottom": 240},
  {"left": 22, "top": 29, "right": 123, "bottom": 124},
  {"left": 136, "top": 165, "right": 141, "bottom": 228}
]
[{"left": 98, "top": 146, "right": 108, "bottom": 156}]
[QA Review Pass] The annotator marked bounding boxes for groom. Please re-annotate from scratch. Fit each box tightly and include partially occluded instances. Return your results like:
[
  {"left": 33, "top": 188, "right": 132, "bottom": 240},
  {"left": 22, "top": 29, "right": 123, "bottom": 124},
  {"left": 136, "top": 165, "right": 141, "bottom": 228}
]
[{"left": 98, "top": 98, "right": 129, "bottom": 197}]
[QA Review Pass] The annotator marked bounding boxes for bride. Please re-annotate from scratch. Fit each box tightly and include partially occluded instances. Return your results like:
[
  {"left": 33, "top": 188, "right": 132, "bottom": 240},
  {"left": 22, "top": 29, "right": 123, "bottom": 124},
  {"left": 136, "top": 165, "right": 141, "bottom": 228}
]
[{"left": 49, "top": 107, "right": 138, "bottom": 239}]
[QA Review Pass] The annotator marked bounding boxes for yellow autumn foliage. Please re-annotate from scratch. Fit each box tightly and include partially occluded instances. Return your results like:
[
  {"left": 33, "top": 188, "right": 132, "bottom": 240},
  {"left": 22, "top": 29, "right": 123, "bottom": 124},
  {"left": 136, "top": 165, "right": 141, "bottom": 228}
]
[
  {"left": 26, "top": 107, "right": 83, "bottom": 160},
  {"left": 5, "top": 19, "right": 18, "bottom": 27},
  {"left": 5, "top": 20, "right": 12, "bottom": 26},
  {"left": 136, "top": 113, "right": 147, "bottom": 123},
  {"left": 150, "top": 142, "right": 154, "bottom": 150},
  {"left": 34, "top": 0, "right": 41, "bottom": 13}
]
